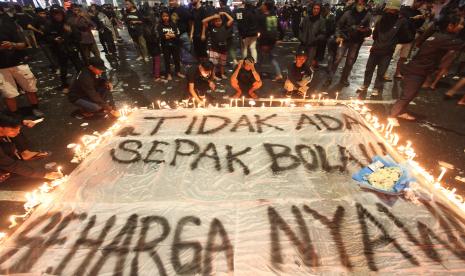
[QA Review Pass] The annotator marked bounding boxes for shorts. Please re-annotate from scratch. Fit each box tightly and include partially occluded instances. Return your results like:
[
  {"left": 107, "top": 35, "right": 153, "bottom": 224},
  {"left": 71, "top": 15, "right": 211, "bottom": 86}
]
[
  {"left": 209, "top": 50, "right": 227, "bottom": 66},
  {"left": 0, "top": 65, "right": 37, "bottom": 99}
]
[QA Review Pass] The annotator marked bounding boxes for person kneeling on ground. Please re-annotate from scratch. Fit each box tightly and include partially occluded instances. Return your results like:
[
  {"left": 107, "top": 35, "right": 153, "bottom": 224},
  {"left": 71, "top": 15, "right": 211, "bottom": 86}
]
[
  {"left": 68, "top": 57, "right": 120, "bottom": 119},
  {"left": 230, "top": 56, "right": 262, "bottom": 99},
  {"left": 187, "top": 61, "right": 217, "bottom": 105},
  {"left": 284, "top": 47, "right": 313, "bottom": 97},
  {"left": 0, "top": 116, "right": 62, "bottom": 183}
]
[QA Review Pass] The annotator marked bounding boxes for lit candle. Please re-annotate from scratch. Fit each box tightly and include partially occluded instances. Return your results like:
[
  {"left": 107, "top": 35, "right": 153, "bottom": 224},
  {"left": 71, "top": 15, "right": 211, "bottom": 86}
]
[
  {"left": 405, "top": 140, "right": 412, "bottom": 151},
  {"left": 379, "top": 124, "right": 385, "bottom": 132},
  {"left": 157, "top": 100, "right": 161, "bottom": 109},
  {"left": 249, "top": 100, "right": 256, "bottom": 107},
  {"left": 312, "top": 94, "right": 316, "bottom": 101},
  {"left": 302, "top": 90, "right": 307, "bottom": 100},
  {"left": 269, "top": 96, "right": 273, "bottom": 107},
  {"left": 392, "top": 134, "right": 399, "bottom": 146},
  {"left": 437, "top": 167, "right": 447, "bottom": 182},
  {"left": 203, "top": 98, "right": 206, "bottom": 108},
  {"left": 335, "top": 92, "right": 339, "bottom": 101},
  {"left": 261, "top": 103, "right": 265, "bottom": 108},
  {"left": 151, "top": 102, "right": 155, "bottom": 109},
  {"left": 242, "top": 96, "right": 245, "bottom": 107},
  {"left": 235, "top": 99, "right": 238, "bottom": 108},
  {"left": 230, "top": 99, "right": 233, "bottom": 108},
  {"left": 280, "top": 100, "right": 284, "bottom": 107},
  {"left": 318, "top": 94, "right": 322, "bottom": 102},
  {"left": 57, "top": 166, "right": 63, "bottom": 175}
]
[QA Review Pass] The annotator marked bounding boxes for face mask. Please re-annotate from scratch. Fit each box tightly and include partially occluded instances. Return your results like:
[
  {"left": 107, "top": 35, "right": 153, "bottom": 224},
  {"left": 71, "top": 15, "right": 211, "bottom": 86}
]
[{"left": 356, "top": 4, "right": 364, "bottom": 12}]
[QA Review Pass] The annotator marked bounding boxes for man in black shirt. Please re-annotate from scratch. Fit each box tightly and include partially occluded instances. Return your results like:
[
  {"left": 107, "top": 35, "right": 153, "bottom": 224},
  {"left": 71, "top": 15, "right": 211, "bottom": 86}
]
[
  {"left": 68, "top": 57, "right": 119, "bottom": 119},
  {"left": 390, "top": 15, "right": 464, "bottom": 122},
  {"left": 284, "top": 47, "right": 313, "bottom": 97},
  {"left": 231, "top": 56, "right": 262, "bottom": 99},
  {"left": 0, "top": 12, "right": 44, "bottom": 117},
  {"left": 169, "top": 0, "right": 194, "bottom": 64},
  {"left": 190, "top": 0, "right": 208, "bottom": 60},
  {"left": 0, "top": 116, "right": 62, "bottom": 182},
  {"left": 187, "top": 61, "right": 216, "bottom": 104}
]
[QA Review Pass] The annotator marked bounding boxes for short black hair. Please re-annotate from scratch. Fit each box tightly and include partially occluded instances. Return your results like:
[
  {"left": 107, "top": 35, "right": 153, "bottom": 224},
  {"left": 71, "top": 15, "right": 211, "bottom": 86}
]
[
  {"left": 244, "top": 55, "right": 255, "bottom": 63},
  {"left": 200, "top": 61, "right": 214, "bottom": 71},
  {"left": 0, "top": 116, "right": 21, "bottom": 128},
  {"left": 438, "top": 14, "right": 461, "bottom": 31}
]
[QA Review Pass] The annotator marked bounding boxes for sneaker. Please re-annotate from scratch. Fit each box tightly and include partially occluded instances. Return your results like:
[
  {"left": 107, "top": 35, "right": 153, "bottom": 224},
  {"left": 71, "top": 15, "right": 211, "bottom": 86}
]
[
  {"left": 177, "top": 72, "right": 186, "bottom": 79},
  {"left": 452, "top": 75, "right": 461, "bottom": 80},
  {"left": 371, "top": 89, "right": 380, "bottom": 96},
  {"left": 221, "top": 74, "right": 228, "bottom": 80},
  {"left": 136, "top": 56, "right": 143, "bottom": 61},
  {"left": 394, "top": 74, "right": 403, "bottom": 79},
  {"left": 32, "top": 108, "right": 45, "bottom": 118},
  {"left": 167, "top": 74, "right": 172, "bottom": 81},
  {"left": 388, "top": 117, "right": 400, "bottom": 127},
  {"left": 154, "top": 77, "right": 162, "bottom": 82},
  {"left": 383, "top": 75, "right": 393, "bottom": 82},
  {"left": 272, "top": 75, "right": 284, "bottom": 82},
  {"left": 144, "top": 57, "right": 150, "bottom": 62}
]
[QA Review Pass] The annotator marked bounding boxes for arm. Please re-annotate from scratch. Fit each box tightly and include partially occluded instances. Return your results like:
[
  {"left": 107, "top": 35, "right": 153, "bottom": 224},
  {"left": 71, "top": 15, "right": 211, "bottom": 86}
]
[
  {"left": 188, "top": 82, "right": 201, "bottom": 102},
  {"left": 80, "top": 75, "right": 111, "bottom": 110},
  {"left": 202, "top": 13, "right": 220, "bottom": 25},
  {"left": 0, "top": 147, "right": 46, "bottom": 179},
  {"left": 221, "top": 11, "right": 234, "bottom": 27},
  {"left": 201, "top": 22, "right": 207, "bottom": 41}
]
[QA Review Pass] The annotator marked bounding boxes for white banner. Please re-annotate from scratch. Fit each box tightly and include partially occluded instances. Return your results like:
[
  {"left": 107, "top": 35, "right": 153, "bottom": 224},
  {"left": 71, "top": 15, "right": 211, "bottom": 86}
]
[{"left": 1, "top": 106, "right": 465, "bottom": 275}]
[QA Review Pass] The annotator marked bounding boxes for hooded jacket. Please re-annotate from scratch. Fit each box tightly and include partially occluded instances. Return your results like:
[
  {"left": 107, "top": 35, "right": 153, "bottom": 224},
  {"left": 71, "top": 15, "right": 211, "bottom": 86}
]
[
  {"left": 371, "top": 13, "right": 412, "bottom": 55},
  {"left": 299, "top": 13, "right": 327, "bottom": 47},
  {"left": 335, "top": 7, "right": 372, "bottom": 43}
]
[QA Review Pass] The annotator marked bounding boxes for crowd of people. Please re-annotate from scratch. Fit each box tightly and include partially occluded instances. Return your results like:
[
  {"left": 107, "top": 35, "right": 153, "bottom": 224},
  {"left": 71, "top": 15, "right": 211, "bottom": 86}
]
[{"left": 0, "top": 0, "right": 464, "bottom": 182}]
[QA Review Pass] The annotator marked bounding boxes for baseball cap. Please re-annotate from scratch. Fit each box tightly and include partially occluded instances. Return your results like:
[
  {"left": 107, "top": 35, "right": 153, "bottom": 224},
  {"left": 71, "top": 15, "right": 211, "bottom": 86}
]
[{"left": 296, "top": 46, "right": 307, "bottom": 56}]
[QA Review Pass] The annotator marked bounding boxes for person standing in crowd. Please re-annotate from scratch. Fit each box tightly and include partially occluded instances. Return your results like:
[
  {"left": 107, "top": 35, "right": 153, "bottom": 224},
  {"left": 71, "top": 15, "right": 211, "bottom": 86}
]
[
  {"left": 291, "top": 1, "right": 303, "bottom": 40},
  {"left": 68, "top": 57, "right": 120, "bottom": 119},
  {"left": 45, "top": 7, "right": 82, "bottom": 93},
  {"left": 67, "top": 5, "right": 100, "bottom": 65},
  {"left": 202, "top": 11, "right": 234, "bottom": 80},
  {"left": 102, "top": 4, "right": 122, "bottom": 43},
  {"left": 186, "top": 61, "right": 216, "bottom": 104},
  {"left": 0, "top": 11, "right": 44, "bottom": 117},
  {"left": 257, "top": 0, "right": 283, "bottom": 81},
  {"left": 284, "top": 47, "right": 313, "bottom": 97},
  {"left": 145, "top": 10, "right": 163, "bottom": 83},
  {"left": 169, "top": 0, "right": 194, "bottom": 64},
  {"left": 158, "top": 9, "right": 184, "bottom": 81},
  {"left": 393, "top": 0, "right": 425, "bottom": 79},
  {"left": 390, "top": 15, "right": 464, "bottom": 122},
  {"left": 190, "top": 0, "right": 208, "bottom": 61},
  {"left": 218, "top": 0, "right": 238, "bottom": 66},
  {"left": 89, "top": 5, "right": 117, "bottom": 57},
  {"left": 0, "top": 116, "right": 63, "bottom": 182},
  {"left": 326, "top": 0, "right": 372, "bottom": 88},
  {"left": 236, "top": 0, "right": 259, "bottom": 61},
  {"left": 13, "top": 5, "right": 37, "bottom": 48},
  {"left": 357, "top": 0, "right": 411, "bottom": 97},
  {"left": 231, "top": 56, "right": 262, "bottom": 99},
  {"left": 32, "top": 8, "right": 58, "bottom": 73},
  {"left": 299, "top": 2, "right": 326, "bottom": 68},
  {"left": 124, "top": 0, "right": 149, "bottom": 61}
]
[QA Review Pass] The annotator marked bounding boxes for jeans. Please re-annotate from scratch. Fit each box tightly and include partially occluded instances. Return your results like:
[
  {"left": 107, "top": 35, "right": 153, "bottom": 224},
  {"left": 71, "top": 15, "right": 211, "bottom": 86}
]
[
  {"left": 74, "top": 88, "right": 113, "bottom": 113},
  {"left": 363, "top": 52, "right": 393, "bottom": 89},
  {"left": 241, "top": 36, "right": 258, "bottom": 61},
  {"left": 162, "top": 45, "right": 181, "bottom": 76},
  {"left": 330, "top": 41, "right": 363, "bottom": 82},
  {"left": 390, "top": 74, "right": 426, "bottom": 117},
  {"left": 98, "top": 28, "right": 116, "bottom": 54},
  {"left": 53, "top": 47, "right": 82, "bottom": 87}
]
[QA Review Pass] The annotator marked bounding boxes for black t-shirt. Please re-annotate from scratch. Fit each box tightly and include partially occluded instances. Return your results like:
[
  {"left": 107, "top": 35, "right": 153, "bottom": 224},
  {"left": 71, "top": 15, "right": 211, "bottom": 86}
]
[
  {"left": 15, "top": 13, "right": 33, "bottom": 30},
  {"left": 187, "top": 65, "right": 212, "bottom": 96},
  {"left": 171, "top": 5, "right": 191, "bottom": 34},
  {"left": 32, "top": 16, "right": 48, "bottom": 44},
  {"left": 236, "top": 66, "right": 255, "bottom": 87},
  {"left": 287, "top": 62, "right": 312, "bottom": 84},
  {"left": 158, "top": 22, "right": 179, "bottom": 47},
  {"left": 191, "top": 6, "right": 207, "bottom": 37},
  {"left": 0, "top": 15, "right": 24, "bottom": 69},
  {"left": 210, "top": 24, "right": 230, "bottom": 53},
  {"left": 124, "top": 9, "right": 144, "bottom": 36}
]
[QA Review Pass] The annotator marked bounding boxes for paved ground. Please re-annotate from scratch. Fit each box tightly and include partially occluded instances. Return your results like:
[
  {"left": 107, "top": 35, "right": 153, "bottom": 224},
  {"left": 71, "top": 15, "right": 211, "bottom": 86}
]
[{"left": 0, "top": 31, "right": 464, "bottom": 232}]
